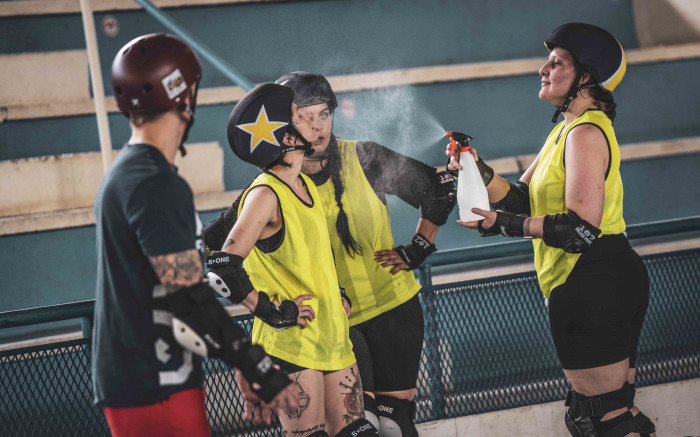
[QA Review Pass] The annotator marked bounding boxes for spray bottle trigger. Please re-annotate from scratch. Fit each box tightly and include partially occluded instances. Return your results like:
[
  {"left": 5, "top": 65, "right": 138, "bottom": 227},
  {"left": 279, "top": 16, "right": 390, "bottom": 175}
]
[{"left": 449, "top": 138, "right": 457, "bottom": 155}]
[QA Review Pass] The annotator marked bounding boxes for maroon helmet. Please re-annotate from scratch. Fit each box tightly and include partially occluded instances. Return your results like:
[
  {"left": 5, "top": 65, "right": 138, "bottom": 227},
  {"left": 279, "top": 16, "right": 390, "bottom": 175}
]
[{"left": 111, "top": 34, "right": 202, "bottom": 114}]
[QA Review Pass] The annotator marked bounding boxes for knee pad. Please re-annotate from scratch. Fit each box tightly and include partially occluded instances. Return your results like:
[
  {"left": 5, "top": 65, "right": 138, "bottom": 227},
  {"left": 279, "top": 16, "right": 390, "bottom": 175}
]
[
  {"left": 375, "top": 395, "right": 418, "bottom": 437},
  {"left": 363, "top": 392, "right": 380, "bottom": 430},
  {"left": 564, "top": 383, "right": 640, "bottom": 437},
  {"left": 334, "top": 418, "right": 379, "bottom": 437},
  {"left": 633, "top": 412, "right": 656, "bottom": 437},
  {"left": 628, "top": 384, "right": 656, "bottom": 436}
]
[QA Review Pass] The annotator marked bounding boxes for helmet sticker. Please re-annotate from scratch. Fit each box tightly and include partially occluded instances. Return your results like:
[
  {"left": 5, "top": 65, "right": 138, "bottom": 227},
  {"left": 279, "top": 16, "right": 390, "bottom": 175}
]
[
  {"left": 162, "top": 68, "right": 187, "bottom": 100},
  {"left": 237, "top": 105, "right": 288, "bottom": 153}
]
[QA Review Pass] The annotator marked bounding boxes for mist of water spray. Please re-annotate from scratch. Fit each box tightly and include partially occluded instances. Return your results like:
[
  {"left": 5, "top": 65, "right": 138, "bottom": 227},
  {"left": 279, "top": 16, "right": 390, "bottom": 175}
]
[{"left": 334, "top": 85, "right": 448, "bottom": 158}]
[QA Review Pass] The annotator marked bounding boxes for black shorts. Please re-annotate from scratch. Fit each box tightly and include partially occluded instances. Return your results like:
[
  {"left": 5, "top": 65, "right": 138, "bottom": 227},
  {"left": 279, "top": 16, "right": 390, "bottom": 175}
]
[
  {"left": 270, "top": 355, "right": 307, "bottom": 375},
  {"left": 548, "top": 234, "right": 649, "bottom": 370},
  {"left": 349, "top": 294, "right": 424, "bottom": 392}
]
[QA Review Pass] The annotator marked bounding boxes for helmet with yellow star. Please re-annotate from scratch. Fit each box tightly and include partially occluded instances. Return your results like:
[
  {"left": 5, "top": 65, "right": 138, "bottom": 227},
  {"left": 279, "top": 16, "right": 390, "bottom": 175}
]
[{"left": 227, "top": 83, "right": 313, "bottom": 168}]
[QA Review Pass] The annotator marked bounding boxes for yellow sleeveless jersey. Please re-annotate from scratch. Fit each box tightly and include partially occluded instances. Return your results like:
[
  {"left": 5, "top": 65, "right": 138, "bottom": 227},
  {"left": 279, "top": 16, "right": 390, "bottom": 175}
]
[
  {"left": 240, "top": 172, "right": 355, "bottom": 371},
  {"left": 530, "top": 109, "right": 626, "bottom": 298},
  {"left": 313, "top": 140, "right": 422, "bottom": 325}
]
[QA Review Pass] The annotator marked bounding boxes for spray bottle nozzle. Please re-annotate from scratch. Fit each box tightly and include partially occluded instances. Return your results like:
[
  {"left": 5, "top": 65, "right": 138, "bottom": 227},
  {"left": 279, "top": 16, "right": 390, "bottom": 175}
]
[{"left": 446, "top": 131, "right": 475, "bottom": 154}]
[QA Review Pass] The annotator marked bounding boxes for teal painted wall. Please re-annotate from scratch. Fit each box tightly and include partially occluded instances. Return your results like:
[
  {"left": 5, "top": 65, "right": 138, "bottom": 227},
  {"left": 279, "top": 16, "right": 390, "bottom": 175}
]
[
  {"left": 2, "top": 154, "right": 699, "bottom": 314},
  {"left": 4, "top": 59, "right": 700, "bottom": 186},
  {"left": 0, "top": 0, "right": 638, "bottom": 83}
]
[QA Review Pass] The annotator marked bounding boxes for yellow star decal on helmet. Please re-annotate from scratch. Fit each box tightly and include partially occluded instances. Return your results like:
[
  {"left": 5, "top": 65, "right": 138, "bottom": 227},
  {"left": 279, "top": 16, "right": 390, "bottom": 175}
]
[{"left": 237, "top": 105, "right": 288, "bottom": 153}]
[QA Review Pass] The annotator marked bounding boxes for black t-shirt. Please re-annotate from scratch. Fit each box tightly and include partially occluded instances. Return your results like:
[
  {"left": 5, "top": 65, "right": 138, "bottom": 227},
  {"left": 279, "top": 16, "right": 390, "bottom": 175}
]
[{"left": 91, "top": 143, "right": 204, "bottom": 407}]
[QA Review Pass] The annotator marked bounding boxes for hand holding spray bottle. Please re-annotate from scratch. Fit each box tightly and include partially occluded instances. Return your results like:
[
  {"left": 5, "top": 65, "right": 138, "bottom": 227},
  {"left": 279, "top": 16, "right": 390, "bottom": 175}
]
[{"left": 446, "top": 131, "right": 490, "bottom": 222}]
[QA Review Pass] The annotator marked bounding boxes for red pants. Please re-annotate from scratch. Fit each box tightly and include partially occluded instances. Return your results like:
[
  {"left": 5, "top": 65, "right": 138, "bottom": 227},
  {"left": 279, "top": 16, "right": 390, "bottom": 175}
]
[{"left": 102, "top": 388, "right": 211, "bottom": 437}]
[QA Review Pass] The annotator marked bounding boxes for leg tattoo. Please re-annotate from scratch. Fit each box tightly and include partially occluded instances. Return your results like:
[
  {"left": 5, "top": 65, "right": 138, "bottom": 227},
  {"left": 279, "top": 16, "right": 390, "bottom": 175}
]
[
  {"left": 340, "top": 367, "right": 364, "bottom": 424},
  {"left": 292, "top": 423, "right": 326, "bottom": 436},
  {"left": 288, "top": 373, "right": 311, "bottom": 420}
]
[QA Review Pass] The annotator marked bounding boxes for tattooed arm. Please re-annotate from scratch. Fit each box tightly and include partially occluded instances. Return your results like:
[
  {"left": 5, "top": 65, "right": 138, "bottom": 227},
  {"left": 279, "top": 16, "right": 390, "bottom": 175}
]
[{"left": 149, "top": 248, "right": 203, "bottom": 294}]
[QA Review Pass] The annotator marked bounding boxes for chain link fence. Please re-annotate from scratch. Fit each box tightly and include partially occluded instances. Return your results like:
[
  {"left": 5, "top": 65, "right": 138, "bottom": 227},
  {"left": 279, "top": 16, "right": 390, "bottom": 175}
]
[{"left": 1, "top": 249, "right": 698, "bottom": 436}]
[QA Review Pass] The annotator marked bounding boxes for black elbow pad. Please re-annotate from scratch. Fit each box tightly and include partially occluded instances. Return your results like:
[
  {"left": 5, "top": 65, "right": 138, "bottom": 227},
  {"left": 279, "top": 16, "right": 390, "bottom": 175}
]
[
  {"left": 542, "top": 210, "right": 601, "bottom": 253},
  {"left": 420, "top": 171, "right": 457, "bottom": 226},
  {"left": 206, "top": 251, "right": 254, "bottom": 304},
  {"left": 490, "top": 181, "right": 531, "bottom": 215}
]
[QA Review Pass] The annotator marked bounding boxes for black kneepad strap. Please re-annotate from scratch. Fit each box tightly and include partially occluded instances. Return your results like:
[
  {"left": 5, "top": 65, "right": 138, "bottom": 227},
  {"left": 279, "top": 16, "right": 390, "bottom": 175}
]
[
  {"left": 335, "top": 418, "right": 379, "bottom": 437},
  {"left": 627, "top": 385, "right": 656, "bottom": 436},
  {"left": 543, "top": 210, "right": 601, "bottom": 253},
  {"left": 565, "top": 383, "right": 640, "bottom": 437},
  {"left": 633, "top": 412, "right": 656, "bottom": 436},
  {"left": 206, "top": 251, "right": 254, "bottom": 303},
  {"left": 490, "top": 181, "right": 531, "bottom": 215}
]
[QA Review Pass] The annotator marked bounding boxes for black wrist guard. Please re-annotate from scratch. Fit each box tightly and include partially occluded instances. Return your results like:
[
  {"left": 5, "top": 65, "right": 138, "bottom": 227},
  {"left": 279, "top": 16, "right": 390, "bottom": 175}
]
[
  {"left": 206, "top": 251, "right": 254, "bottom": 304},
  {"left": 253, "top": 291, "right": 299, "bottom": 329},
  {"left": 237, "top": 344, "right": 292, "bottom": 403},
  {"left": 475, "top": 157, "right": 495, "bottom": 186},
  {"left": 395, "top": 233, "right": 437, "bottom": 269},
  {"left": 340, "top": 287, "right": 352, "bottom": 308},
  {"left": 543, "top": 210, "right": 601, "bottom": 253},
  {"left": 477, "top": 211, "right": 527, "bottom": 237}
]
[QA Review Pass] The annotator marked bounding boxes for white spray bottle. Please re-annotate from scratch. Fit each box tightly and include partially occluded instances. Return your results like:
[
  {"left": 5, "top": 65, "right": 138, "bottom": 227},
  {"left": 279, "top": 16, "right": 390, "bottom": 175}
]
[{"left": 446, "top": 131, "right": 490, "bottom": 222}]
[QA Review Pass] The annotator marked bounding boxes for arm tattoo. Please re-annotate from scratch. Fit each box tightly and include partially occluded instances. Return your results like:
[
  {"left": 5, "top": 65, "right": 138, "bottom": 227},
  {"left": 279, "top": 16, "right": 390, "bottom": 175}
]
[
  {"left": 223, "top": 238, "right": 235, "bottom": 249},
  {"left": 149, "top": 249, "right": 203, "bottom": 294}
]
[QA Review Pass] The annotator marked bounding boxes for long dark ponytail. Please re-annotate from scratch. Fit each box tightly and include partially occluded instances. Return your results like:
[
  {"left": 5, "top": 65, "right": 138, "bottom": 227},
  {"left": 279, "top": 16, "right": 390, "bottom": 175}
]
[{"left": 325, "top": 140, "right": 362, "bottom": 257}]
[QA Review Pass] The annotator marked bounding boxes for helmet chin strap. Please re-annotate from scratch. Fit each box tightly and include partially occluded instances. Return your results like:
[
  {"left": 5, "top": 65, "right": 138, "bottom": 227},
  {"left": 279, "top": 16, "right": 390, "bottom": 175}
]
[
  {"left": 551, "top": 73, "right": 581, "bottom": 123},
  {"left": 283, "top": 124, "right": 315, "bottom": 157},
  {"left": 550, "top": 74, "right": 600, "bottom": 123},
  {"left": 177, "top": 86, "right": 199, "bottom": 157},
  {"left": 177, "top": 105, "right": 194, "bottom": 157}
]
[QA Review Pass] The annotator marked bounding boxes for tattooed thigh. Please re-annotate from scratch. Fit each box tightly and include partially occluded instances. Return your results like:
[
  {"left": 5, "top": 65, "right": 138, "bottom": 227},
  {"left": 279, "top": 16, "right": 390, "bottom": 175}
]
[
  {"left": 278, "top": 369, "right": 325, "bottom": 437},
  {"left": 323, "top": 364, "right": 364, "bottom": 434}
]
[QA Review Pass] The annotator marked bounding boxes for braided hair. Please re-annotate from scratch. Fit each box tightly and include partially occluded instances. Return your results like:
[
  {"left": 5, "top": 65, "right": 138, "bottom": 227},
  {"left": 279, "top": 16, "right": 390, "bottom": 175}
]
[{"left": 324, "top": 139, "right": 362, "bottom": 257}]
